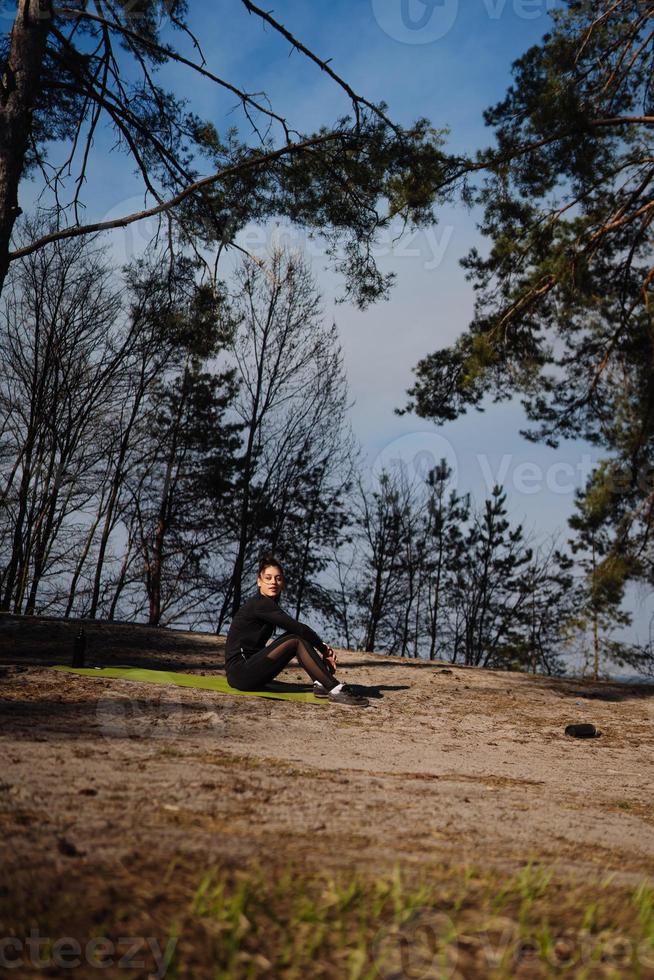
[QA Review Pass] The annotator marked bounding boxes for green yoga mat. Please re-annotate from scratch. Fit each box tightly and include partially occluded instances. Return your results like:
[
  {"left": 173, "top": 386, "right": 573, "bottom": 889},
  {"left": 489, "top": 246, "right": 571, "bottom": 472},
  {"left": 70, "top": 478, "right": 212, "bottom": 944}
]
[{"left": 52, "top": 665, "right": 326, "bottom": 703}]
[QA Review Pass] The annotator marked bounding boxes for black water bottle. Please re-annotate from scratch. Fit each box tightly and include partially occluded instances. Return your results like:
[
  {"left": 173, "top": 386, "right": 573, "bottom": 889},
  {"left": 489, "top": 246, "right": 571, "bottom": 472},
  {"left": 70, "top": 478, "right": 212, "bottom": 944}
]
[{"left": 72, "top": 627, "right": 86, "bottom": 668}]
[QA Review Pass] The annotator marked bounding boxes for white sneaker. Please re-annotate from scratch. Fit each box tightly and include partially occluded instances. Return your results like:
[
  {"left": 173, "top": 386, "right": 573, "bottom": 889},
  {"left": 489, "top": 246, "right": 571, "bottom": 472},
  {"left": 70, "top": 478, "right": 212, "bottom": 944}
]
[
  {"left": 328, "top": 683, "right": 369, "bottom": 707},
  {"left": 313, "top": 681, "right": 329, "bottom": 698}
]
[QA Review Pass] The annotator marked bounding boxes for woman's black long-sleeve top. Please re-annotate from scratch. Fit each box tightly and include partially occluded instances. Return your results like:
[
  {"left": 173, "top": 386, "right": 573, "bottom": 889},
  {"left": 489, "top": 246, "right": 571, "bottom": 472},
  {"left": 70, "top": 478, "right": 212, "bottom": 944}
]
[{"left": 224, "top": 592, "right": 328, "bottom": 668}]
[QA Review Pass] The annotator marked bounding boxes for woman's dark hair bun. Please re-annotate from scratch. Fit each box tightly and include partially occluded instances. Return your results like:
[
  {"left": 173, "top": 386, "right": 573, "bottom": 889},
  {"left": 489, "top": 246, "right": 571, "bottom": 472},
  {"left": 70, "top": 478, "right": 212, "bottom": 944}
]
[{"left": 258, "top": 554, "right": 284, "bottom": 576}]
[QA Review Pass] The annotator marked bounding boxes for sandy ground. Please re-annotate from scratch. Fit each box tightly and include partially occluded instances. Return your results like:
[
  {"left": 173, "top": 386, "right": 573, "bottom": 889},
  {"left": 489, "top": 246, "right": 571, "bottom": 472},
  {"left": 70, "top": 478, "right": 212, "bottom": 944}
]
[{"left": 1, "top": 614, "right": 654, "bottom": 976}]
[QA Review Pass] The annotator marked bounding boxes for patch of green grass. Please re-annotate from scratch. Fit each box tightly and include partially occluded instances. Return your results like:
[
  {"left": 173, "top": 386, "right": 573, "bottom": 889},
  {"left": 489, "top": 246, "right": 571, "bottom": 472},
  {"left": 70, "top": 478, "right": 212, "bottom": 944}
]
[
  {"left": 633, "top": 882, "right": 654, "bottom": 939},
  {"left": 162, "top": 859, "right": 654, "bottom": 979}
]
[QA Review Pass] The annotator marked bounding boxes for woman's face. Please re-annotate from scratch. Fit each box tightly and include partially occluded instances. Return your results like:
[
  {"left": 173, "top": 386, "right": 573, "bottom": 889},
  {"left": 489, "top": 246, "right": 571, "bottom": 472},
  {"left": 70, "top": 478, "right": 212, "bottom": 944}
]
[{"left": 257, "top": 565, "right": 284, "bottom": 598}]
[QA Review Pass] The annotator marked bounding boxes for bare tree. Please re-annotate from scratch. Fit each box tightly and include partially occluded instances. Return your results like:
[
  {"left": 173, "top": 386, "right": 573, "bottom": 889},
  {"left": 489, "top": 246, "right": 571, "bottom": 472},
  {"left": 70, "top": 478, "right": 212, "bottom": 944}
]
[
  {"left": 215, "top": 248, "right": 355, "bottom": 628},
  {"left": 83, "top": 257, "right": 201, "bottom": 618},
  {"left": 0, "top": 231, "right": 237, "bottom": 622},
  {"left": 0, "top": 232, "right": 124, "bottom": 612},
  {"left": 324, "top": 543, "right": 358, "bottom": 651}
]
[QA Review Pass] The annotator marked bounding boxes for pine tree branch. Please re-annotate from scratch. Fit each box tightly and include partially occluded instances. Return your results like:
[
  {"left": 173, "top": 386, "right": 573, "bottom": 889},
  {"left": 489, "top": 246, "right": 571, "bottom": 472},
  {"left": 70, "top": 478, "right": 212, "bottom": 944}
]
[
  {"left": 239, "top": 0, "right": 398, "bottom": 133},
  {"left": 56, "top": 4, "right": 294, "bottom": 139},
  {"left": 8, "top": 131, "right": 348, "bottom": 261}
]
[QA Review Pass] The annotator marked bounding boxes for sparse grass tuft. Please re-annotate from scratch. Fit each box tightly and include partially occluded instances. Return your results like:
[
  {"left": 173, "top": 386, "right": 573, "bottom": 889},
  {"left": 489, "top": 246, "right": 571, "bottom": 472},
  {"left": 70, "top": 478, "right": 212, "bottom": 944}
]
[{"left": 162, "top": 860, "right": 654, "bottom": 978}]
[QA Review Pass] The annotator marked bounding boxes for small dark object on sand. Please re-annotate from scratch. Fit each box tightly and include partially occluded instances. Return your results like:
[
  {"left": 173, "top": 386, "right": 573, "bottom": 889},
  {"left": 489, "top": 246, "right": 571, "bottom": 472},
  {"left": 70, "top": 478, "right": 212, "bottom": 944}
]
[
  {"left": 565, "top": 723, "right": 598, "bottom": 739},
  {"left": 72, "top": 627, "right": 86, "bottom": 668},
  {"left": 57, "top": 836, "right": 84, "bottom": 857}
]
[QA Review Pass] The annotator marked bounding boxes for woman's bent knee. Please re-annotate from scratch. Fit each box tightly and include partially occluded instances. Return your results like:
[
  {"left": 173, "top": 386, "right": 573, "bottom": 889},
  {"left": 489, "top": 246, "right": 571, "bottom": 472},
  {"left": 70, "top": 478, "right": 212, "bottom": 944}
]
[{"left": 269, "top": 634, "right": 301, "bottom": 653}]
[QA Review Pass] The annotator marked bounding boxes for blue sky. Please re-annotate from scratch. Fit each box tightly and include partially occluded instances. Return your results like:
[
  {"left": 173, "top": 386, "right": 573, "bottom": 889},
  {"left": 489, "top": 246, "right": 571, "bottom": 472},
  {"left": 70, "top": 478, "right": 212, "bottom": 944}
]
[{"left": 16, "top": 0, "right": 653, "bottom": 648}]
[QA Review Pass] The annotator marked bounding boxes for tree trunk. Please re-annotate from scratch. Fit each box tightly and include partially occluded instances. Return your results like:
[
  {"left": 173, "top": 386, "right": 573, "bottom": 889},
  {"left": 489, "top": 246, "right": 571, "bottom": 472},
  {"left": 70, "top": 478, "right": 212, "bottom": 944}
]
[
  {"left": 147, "top": 367, "right": 189, "bottom": 625},
  {"left": 65, "top": 498, "right": 107, "bottom": 617},
  {"left": 0, "top": 0, "right": 51, "bottom": 297},
  {"left": 229, "top": 369, "right": 263, "bottom": 618},
  {"left": 108, "top": 535, "right": 136, "bottom": 621},
  {"left": 293, "top": 477, "right": 322, "bottom": 620},
  {"left": 1, "top": 448, "right": 33, "bottom": 609},
  {"left": 364, "top": 562, "right": 385, "bottom": 653},
  {"left": 89, "top": 396, "right": 144, "bottom": 618}
]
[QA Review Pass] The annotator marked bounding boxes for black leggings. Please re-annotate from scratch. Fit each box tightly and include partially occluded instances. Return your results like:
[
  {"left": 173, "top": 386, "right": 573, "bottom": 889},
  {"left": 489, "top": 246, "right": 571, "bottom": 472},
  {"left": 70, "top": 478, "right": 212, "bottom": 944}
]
[{"left": 226, "top": 633, "right": 339, "bottom": 692}]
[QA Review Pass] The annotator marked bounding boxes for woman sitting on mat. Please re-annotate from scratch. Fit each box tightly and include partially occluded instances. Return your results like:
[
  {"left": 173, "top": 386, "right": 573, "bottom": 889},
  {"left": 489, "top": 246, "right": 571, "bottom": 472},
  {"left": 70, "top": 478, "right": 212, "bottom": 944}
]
[{"left": 225, "top": 556, "right": 369, "bottom": 707}]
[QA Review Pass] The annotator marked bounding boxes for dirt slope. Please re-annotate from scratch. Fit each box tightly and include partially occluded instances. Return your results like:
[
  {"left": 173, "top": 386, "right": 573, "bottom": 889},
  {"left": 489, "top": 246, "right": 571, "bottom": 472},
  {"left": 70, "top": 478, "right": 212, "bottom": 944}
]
[{"left": 1, "top": 614, "right": 653, "bottom": 977}]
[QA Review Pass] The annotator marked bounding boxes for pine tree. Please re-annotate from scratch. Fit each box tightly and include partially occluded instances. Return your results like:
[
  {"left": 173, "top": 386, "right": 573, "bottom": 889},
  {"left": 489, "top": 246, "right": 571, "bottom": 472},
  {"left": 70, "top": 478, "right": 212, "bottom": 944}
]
[
  {"left": 403, "top": 0, "right": 654, "bottom": 589},
  {"left": 450, "top": 486, "right": 532, "bottom": 668},
  {"left": 422, "top": 461, "right": 470, "bottom": 661},
  {"left": 568, "top": 489, "right": 632, "bottom": 680},
  {"left": 0, "top": 1, "right": 456, "bottom": 303},
  {"left": 355, "top": 471, "right": 415, "bottom": 654}
]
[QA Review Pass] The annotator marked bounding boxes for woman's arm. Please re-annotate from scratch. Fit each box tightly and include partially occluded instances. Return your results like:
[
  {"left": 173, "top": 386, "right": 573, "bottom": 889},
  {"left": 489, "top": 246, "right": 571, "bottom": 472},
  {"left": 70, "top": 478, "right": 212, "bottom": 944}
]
[{"left": 255, "top": 595, "right": 329, "bottom": 654}]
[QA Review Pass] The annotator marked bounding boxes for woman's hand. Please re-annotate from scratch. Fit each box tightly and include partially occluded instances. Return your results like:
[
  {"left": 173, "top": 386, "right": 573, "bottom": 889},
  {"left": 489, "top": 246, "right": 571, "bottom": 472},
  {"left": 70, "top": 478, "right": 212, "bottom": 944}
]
[{"left": 323, "top": 645, "right": 337, "bottom": 674}]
